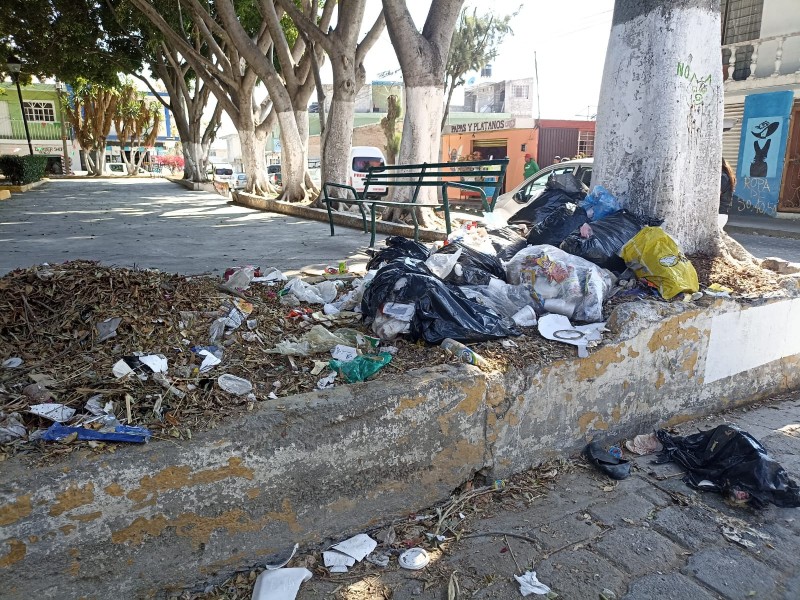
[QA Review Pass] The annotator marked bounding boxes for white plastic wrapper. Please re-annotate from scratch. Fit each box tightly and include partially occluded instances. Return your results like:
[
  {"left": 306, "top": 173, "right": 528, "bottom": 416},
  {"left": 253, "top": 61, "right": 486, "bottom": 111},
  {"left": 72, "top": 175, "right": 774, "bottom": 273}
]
[{"left": 505, "top": 245, "right": 614, "bottom": 323}]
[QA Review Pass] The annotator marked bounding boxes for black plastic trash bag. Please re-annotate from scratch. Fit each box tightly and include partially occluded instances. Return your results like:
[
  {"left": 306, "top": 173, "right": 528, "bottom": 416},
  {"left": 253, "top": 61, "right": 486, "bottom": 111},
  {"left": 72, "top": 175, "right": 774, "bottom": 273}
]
[
  {"left": 366, "top": 236, "right": 429, "bottom": 272},
  {"left": 526, "top": 203, "right": 589, "bottom": 247},
  {"left": 361, "top": 259, "right": 520, "bottom": 344},
  {"left": 486, "top": 227, "right": 528, "bottom": 262},
  {"left": 559, "top": 210, "right": 644, "bottom": 272},
  {"left": 547, "top": 172, "right": 587, "bottom": 196},
  {"left": 508, "top": 188, "right": 572, "bottom": 226},
  {"left": 654, "top": 425, "right": 800, "bottom": 509},
  {"left": 435, "top": 241, "right": 507, "bottom": 283}
]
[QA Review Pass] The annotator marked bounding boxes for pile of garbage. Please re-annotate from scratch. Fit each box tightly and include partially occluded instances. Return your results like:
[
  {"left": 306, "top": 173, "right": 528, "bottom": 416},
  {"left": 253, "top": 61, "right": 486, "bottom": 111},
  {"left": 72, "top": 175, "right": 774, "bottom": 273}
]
[
  {"left": 0, "top": 261, "right": 401, "bottom": 452},
  {"left": 0, "top": 184, "right": 706, "bottom": 452}
]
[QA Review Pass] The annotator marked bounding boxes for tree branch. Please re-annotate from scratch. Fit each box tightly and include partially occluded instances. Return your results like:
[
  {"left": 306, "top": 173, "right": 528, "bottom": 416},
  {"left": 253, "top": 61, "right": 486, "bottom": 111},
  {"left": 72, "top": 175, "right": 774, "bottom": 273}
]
[
  {"left": 275, "top": 0, "right": 333, "bottom": 53},
  {"left": 133, "top": 73, "right": 172, "bottom": 111},
  {"left": 356, "top": 10, "right": 386, "bottom": 65},
  {"left": 381, "top": 0, "right": 423, "bottom": 73},
  {"left": 260, "top": 0, "right": 298, "bottom": 90},
  {"left": 128, "top": 0, "right": 237, "bottom": 89}
]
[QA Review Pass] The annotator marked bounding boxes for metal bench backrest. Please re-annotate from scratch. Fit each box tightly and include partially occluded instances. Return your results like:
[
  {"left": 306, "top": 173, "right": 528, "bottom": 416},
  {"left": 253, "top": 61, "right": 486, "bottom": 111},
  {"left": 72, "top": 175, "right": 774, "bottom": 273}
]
[{"left": 362, "top": 158, "right": 509, "bottom": 211}]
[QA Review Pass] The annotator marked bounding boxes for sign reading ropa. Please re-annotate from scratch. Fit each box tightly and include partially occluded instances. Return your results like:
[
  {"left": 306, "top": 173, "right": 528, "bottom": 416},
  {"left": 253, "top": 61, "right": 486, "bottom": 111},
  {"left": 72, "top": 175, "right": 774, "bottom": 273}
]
[
  {"left": 734, "top": 91, "right": 794, "bottom": 217},
  {"left": 444, "top": 119, "right": 516, "bottom": 135}
]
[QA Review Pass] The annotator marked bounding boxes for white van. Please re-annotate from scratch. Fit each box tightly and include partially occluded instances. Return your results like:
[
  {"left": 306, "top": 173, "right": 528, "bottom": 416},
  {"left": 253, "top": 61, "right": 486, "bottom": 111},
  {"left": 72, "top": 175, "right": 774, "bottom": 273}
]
[
  {"left": 211, "top": 163, "right": 234, "bottom": 183},
  {"left": 349, "top": 146, "right": 388, "bottom": 198}
]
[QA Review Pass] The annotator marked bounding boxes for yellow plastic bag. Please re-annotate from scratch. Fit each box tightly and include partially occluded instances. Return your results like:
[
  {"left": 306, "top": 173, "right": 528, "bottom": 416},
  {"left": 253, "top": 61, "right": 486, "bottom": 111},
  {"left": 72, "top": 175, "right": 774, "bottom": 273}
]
[{"left": 619, "top": 227, "right": 699, "bottom": 300}]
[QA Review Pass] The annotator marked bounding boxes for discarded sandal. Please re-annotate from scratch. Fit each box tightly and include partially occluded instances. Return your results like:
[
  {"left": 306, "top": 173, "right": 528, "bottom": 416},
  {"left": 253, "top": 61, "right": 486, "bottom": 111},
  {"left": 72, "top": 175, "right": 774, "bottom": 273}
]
[{"left": 583, "top": 442, "right": 631, "bottom": 480}]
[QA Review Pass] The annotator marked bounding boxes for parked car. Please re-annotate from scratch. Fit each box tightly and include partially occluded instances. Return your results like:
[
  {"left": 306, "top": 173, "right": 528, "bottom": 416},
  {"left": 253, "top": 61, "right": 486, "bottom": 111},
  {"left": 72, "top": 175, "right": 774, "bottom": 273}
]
[
  {"left": 349, "top": 146, "right": 388, "bottom": 199},
  {"left": 492, "top": 158, "right": 594, "bottom": 220},
  {"left": 266, "top": 161, "right": 321, "bottom": 187},
  {"left": 210, "top": 163, "right": 234, "bottom": 184},
  {"left": 267, "top": 164, "right": 282, "bottom": 186},
  {"left": 231, "top": 173, "right": 248, "bottom": 190}
]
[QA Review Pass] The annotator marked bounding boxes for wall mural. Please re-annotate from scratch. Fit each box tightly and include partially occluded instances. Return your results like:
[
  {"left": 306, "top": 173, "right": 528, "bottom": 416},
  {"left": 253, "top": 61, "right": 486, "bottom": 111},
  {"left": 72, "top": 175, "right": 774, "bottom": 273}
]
[{"left": 734, "top": 91, "right": 794, "bottom": 217}]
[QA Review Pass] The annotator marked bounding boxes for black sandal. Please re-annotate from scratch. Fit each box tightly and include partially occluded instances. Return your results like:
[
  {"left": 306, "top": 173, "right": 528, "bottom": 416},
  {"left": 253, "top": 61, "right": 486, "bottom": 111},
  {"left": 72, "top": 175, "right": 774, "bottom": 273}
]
[{"left": 583, "top": 442, "right": 631, "bottom": 480}]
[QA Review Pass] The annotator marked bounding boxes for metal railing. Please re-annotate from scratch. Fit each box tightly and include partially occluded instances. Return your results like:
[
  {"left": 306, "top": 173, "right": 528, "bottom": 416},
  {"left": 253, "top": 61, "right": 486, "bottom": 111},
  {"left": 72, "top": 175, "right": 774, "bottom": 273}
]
[
  {"left": 0, "top": 119, "right": 65, "bottom": 141},
  {"left": 722, "top": 31, "right": 800, "bottom": 82}
]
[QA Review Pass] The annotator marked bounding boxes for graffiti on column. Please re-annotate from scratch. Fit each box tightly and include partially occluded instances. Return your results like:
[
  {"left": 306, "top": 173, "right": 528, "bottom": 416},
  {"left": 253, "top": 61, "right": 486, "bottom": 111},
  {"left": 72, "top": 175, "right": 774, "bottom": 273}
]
[{"left": 676, "top": 61, "right": 712, "bottom": 105}]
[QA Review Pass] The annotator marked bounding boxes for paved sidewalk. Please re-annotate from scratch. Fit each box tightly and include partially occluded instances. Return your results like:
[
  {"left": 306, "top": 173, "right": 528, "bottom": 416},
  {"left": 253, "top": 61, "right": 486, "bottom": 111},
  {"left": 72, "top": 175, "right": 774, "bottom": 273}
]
[
  {"left": 269, "top": 394, "right": 800, "bottom": 600},
  {"left": 727, "top": 213, "right": 800, "bottom": 240},
  {"left": 0, "top": 179, "right": 383, "bottom": 276}
]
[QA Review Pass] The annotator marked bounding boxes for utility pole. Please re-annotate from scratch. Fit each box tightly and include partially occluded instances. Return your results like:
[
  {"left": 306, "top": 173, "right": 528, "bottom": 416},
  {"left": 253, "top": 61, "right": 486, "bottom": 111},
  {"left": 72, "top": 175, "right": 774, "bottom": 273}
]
[{"left": 55, "top": 82, "right": 71, "bottom": 174}]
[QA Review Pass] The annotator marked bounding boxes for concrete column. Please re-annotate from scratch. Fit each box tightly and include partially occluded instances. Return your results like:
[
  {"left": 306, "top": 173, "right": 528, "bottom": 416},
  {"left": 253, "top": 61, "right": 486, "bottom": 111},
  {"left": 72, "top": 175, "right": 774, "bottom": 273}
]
[{"left": 593, "top": 0, "right": 723, "bottom": 254}]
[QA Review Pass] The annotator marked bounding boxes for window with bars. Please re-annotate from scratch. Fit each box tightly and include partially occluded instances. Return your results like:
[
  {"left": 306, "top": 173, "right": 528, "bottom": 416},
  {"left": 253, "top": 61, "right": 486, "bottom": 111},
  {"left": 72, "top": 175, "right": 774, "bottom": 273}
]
[
  {"left": 721, "top": 0, "right": 764, "bottom": 80},
  {"left": 512, "top": 85, "right": 529, "bottom": 99},
  {"left": 577, "top": 130, "right": 595, "bottom": 157},
  {"left": 23, "top": 101, "right": 56, "bottom": 122}
]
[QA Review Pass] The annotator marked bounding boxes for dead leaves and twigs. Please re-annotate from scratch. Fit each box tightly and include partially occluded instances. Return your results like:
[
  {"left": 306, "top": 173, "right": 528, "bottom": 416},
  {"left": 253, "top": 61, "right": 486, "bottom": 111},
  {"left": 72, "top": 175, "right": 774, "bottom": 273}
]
[{"left": 0, "top": 261, "right": 377, "bottom": 460}]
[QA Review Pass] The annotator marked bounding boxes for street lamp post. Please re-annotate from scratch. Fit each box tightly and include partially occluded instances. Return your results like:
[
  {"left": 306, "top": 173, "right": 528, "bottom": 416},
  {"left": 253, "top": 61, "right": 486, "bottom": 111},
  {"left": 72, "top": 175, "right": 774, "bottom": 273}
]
[
  {"left": 6, "top": 56, "right": 34, "bottom": 156},
  {"left": 55, "top": 81, "right": 70, "bottom": 174}
]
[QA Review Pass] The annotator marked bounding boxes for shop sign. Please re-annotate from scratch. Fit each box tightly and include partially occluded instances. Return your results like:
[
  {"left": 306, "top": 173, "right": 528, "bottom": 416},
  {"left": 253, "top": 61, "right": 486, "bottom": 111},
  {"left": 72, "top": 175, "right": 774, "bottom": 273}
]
[
  {"left": 34, "top": 145, "right": 62, "bottom": 155},
  {"left": 445, "top": 118, "right": 516, "bottom": 135}
]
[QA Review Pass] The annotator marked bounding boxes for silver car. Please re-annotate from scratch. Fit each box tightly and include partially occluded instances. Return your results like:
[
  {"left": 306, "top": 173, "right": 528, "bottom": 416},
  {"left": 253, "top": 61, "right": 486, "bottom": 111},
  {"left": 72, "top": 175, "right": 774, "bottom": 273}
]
[{"left": 492, "top": 158, "right": 593, "bottom": 221}]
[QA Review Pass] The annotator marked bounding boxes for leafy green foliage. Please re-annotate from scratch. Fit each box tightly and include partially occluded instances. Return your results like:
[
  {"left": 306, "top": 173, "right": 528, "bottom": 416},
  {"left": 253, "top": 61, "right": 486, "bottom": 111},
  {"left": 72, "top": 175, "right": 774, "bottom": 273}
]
[
  {"left": 0, "top": 155, "right": 49, "bottom": 185},
  {"left": 0, "top": 0, "right": 142, "bottom": 85}
]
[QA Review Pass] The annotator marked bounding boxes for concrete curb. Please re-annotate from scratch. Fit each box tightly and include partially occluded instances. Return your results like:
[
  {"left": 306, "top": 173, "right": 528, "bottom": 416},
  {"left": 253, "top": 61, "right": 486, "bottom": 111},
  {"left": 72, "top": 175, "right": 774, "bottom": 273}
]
[
  {"left": 3, "top": 295, "right": 800, "bottom": 598},
  {"left": 0, "top": 178, "right": 49, "bottom": 193},
  {"left": 726, "top": 224, "right": 800, "bottom": 241},
  {"left": 232, "top": 191, "right": 448, "bottom": 242}
]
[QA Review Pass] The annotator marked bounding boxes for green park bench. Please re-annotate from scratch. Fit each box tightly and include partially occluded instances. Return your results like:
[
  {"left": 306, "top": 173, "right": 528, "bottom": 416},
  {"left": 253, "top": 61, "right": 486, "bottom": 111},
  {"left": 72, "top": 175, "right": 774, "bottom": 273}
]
[{"left": 322, "top": 158, "right": 509, "bottom": 247}]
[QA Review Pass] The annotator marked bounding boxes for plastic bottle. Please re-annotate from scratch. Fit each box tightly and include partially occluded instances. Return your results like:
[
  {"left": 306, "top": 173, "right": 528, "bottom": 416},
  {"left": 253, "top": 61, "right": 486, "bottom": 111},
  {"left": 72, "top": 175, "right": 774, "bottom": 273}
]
[{"left": 441, "top": 338, "right": 489, "bottom": 370}]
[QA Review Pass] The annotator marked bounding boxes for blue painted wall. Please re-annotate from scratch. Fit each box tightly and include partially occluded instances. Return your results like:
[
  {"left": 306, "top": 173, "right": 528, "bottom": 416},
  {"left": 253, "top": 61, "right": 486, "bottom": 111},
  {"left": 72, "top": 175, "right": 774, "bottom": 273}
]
[{"left": 734, "top": 91, "right": 794, "bottom": 216}]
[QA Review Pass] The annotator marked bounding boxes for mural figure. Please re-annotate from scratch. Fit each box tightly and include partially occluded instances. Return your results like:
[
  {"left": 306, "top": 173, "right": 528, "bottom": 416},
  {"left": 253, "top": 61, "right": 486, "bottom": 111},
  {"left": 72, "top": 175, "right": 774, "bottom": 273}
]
[
  {"left": 749, "top": 120, "right": 779, "bottom": 177},
  {"left": 751, "top": 139, "right": 771, "bottom": 177}
]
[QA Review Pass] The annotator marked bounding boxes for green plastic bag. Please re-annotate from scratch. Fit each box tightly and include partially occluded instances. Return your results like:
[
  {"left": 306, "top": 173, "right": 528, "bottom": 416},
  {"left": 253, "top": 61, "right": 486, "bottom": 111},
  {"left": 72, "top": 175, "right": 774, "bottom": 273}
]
[
  {"left": 329, "top": 352, "right": 393, "bottom": 383},
  {"left": 619, "top": 227, "right": 698, "bottom": 300}
]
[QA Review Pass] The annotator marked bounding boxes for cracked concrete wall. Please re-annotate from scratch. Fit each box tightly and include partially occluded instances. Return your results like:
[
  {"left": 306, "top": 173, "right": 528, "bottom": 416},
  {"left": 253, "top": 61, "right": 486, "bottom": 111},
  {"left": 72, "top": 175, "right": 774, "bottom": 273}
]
[{"left": 2, "top": 297, "right": 800, "bottom": 599}]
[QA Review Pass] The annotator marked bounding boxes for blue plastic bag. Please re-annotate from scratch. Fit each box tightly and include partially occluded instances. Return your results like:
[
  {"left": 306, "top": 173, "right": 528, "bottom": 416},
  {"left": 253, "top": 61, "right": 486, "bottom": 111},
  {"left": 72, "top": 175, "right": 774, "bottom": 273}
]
[
  {"left": 581, "top": 185, "right": 621, "bottom": 221},
  {"left": 42, "top": 423, "right": 152, "bottom": 443}
]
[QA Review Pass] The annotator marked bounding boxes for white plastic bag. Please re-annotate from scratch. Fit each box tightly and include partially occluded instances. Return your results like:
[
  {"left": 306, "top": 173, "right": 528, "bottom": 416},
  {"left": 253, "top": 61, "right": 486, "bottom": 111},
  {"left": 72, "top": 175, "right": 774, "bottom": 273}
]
[
  {"left": 505, "top": 245, "right": 614, "bottom": 323},
  {"left": 221, "top": 266, "right": 256, "bottom": 292},
  {"left": 461, "top": 278, "right": 538, "bottom": 319},
  {"left": 283, "top": 278, "right": 341, "bottom": 304},
  {"left": 269, "top": 325, "right": 350, "bottom": 356},
  {"left": 425, "top": 247, "right": 462, "bottom": 279}
]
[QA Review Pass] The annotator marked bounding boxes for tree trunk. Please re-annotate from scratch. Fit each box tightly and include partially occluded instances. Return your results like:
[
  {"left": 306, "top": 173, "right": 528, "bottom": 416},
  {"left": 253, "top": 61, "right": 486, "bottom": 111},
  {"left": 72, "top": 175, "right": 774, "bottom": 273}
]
[
  {"left": 383, "top": 84, "right": 444, "bottom": 226},
  {"left": 85, "top": 151, "right": 97, "bottom": 176},
  {"left": 592, "top": 0, "right": 722, "bottom": 255},
  {"left": 320, "top": 60, "right": 357, "bottom": 205},
  {"left": 441, "top": 75, "right": 457, "bottom": 132},
  {"left": 239, "top": 128, "right": 270, "bottom": 195},
  {"left": 183, "top": 140, "right": 205, "bottom": 182},
  {"left": 278, "top": 110, "right": 309, "bottom": 202},
  {"left": 121, "top": 147, "right": 137, "bottom": 176}
]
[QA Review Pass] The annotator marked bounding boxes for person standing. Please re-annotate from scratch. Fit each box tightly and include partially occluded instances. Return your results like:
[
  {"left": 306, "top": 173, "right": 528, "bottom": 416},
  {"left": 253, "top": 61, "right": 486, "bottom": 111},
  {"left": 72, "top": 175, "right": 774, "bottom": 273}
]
[
  {"left": 523, "top": 153, "right": 539, "bottom": 179},
  {"left": 719, "top": 158, "right": 735, "bottom": 229}
]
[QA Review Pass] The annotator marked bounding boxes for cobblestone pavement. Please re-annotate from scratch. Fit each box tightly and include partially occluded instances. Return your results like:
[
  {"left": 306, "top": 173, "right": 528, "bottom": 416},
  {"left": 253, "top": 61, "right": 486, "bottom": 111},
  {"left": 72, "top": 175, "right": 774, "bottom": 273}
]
[{"left": 286, "top": 393, "right": 800, "bottom": 600}]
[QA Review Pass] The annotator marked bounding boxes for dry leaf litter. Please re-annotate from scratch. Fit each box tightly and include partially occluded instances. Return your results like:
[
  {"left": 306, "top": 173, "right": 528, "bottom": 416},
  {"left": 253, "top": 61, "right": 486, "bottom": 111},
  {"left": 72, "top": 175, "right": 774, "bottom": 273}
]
[{"left": 0, "top": 251, "right": 785, "bottom": 462}]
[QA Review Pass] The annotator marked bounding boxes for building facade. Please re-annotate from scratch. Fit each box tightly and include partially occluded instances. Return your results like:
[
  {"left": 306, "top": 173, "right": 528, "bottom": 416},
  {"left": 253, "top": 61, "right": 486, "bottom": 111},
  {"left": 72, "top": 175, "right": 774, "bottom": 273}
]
[
  {"left": 721, "top": 0, "right": 800, "bottom": 215},
  {"left": 0, "top": 82, "right": 80, "bottom": 173},
  {"left": 440, "top": 118, "right": 595, "bottom": 192},
  {"left": 462, "top": 78, "right": 535, "bottom": 118}
]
